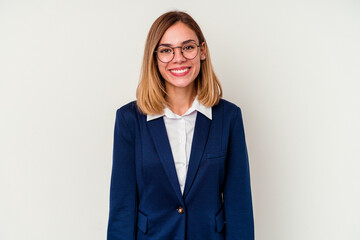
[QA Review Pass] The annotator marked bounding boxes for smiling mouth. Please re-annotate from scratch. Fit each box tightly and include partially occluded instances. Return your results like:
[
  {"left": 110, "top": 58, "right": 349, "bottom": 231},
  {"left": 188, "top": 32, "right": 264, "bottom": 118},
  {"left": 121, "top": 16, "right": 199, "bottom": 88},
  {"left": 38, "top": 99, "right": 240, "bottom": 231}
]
[{"left": 169, "top": 67, "right": 190, "bottom": 74}]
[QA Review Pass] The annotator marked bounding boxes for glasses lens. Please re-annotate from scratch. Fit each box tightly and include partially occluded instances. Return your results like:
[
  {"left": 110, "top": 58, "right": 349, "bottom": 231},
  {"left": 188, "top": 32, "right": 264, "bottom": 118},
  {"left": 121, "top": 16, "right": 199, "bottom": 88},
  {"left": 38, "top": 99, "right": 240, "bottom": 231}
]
[
  {"left": 157, "top": 47, "right": 173, "bottom": 63},
  {"left": 182, "top": 43, "right": 199, "bottom": 60}
]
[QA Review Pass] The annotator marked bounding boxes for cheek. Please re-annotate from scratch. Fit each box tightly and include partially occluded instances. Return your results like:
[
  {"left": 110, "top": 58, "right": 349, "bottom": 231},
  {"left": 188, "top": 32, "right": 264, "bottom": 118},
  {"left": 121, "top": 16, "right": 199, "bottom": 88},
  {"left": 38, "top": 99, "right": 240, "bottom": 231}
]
[
  {"left": 157, "top": 63, "right": 168, "bottom": 78},
  {"left": 192, "top": 60, "right": 201, "bottom": 75}
]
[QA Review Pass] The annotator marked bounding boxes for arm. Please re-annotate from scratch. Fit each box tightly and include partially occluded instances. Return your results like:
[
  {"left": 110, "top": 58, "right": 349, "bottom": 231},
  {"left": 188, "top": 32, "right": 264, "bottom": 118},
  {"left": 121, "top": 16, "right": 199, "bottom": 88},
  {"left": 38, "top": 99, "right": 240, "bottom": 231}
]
[
  {"left": 224, "top": 107, "right": 254, "bottom": 240},
  {"left": 107, "top": 108, "right": 137, "bottom": 240}
]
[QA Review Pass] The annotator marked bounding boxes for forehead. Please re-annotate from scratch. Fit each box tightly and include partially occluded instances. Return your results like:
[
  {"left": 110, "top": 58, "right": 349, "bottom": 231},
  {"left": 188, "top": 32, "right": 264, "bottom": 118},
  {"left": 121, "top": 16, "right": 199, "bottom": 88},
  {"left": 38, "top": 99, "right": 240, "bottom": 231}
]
[{"left": 159, "top": 22, "right": 198, "bottom": 45}]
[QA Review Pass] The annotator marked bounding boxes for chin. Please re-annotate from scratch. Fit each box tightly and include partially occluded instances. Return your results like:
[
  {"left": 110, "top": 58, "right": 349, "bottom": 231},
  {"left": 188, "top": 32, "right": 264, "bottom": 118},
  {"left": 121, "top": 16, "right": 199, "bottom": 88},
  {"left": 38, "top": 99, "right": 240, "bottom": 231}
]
[{"left": 167, "top": 78, "right": 195, "bottom": 89}]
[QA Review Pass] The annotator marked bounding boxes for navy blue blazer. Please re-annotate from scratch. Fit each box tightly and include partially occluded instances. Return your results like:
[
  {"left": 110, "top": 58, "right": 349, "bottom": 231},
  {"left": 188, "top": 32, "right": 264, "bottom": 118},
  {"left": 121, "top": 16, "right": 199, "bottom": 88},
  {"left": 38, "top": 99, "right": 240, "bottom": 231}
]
[{"left": 107, "top": 99, "right": 254, "bottom": 240}]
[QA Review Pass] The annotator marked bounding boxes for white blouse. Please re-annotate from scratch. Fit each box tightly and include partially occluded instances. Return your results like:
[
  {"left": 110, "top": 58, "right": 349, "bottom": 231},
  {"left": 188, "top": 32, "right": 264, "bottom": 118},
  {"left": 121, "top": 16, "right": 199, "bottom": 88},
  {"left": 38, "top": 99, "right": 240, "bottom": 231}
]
[{"left": 146, "top": 96, "right": 212, "bottom": 195}]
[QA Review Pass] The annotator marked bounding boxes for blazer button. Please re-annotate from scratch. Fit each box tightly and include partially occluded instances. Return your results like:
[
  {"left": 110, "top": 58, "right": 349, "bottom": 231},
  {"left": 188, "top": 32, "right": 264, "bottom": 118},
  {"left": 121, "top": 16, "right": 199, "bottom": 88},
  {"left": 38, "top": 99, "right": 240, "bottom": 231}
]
[{"left": 177, "top": 206, "right": 184, "bottom": 214}]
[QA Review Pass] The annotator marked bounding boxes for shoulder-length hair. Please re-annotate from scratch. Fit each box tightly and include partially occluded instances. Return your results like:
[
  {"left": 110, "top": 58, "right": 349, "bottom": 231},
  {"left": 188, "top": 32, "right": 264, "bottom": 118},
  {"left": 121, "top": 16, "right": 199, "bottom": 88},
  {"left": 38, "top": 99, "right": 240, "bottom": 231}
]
[{"left": 136, "top": 11, "right": 223, "bottom": 115}]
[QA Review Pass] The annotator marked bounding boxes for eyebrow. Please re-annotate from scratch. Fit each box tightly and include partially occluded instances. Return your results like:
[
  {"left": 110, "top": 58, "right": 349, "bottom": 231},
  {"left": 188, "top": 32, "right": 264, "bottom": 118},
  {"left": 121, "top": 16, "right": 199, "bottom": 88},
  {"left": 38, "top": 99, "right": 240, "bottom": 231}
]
[{"left": 158, "top": 39, "right": 197, "bottom": 47}]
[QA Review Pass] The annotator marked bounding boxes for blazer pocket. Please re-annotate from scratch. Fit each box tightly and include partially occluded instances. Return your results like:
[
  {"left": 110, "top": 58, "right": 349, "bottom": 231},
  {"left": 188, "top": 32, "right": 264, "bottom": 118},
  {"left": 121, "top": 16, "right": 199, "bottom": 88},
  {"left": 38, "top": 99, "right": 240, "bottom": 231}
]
[
  {"left": 215, "top": 207, "right": 225, "bottom": 232},
  {"left": 137, "top": 211, "right": 148, "bottom": 234},
  {"left": 206, "top": 151, "right": 227, "bottom": 160}
]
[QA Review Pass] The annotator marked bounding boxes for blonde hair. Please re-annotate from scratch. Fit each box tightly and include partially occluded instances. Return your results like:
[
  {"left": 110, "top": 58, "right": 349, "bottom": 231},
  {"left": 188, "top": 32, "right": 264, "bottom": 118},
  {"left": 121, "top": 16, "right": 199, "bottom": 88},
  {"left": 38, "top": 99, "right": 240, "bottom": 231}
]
[{"left": 136, "top": 11, "right": 223, "bottom": 115}]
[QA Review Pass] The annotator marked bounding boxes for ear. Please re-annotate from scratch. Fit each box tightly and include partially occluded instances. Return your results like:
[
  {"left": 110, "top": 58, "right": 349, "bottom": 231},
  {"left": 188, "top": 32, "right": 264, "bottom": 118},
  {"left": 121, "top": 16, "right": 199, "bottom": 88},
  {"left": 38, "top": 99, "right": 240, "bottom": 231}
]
[{"left": 200, "top": 41, "right": 206, "bottom": 60}]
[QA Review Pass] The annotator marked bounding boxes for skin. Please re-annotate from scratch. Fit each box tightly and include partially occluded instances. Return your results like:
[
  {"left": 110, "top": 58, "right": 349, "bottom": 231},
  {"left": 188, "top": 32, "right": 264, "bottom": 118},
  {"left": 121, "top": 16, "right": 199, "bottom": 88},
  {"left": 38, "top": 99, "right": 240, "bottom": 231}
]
[{"left": 157, "top": 22, "right": 206, "bottom": 116}]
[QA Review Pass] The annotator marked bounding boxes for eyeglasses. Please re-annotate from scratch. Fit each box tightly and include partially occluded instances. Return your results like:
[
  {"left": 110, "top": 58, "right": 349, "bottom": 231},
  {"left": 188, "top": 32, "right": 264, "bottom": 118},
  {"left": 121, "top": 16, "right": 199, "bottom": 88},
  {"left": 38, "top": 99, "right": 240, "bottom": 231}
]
[{"left": 154, "top": 42, "right": 201, "bottom": 63}]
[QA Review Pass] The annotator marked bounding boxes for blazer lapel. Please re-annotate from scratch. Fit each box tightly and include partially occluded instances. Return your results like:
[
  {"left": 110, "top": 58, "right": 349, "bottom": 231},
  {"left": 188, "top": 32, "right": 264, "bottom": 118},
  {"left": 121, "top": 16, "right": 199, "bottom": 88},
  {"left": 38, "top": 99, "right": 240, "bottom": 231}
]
[
  {"left": 147, "top": 117, "right": 184, "bottom": 204},
  {"left": 183, "top": 112, "right": 211, "bottom": 198}
]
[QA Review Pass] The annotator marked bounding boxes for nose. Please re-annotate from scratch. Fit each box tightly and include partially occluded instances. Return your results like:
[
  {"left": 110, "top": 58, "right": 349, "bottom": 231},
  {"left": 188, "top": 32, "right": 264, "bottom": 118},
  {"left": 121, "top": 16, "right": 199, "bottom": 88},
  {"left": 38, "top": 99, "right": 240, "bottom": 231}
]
[{"left": 172, "top": 47, "right": 186, "bottom": 63}]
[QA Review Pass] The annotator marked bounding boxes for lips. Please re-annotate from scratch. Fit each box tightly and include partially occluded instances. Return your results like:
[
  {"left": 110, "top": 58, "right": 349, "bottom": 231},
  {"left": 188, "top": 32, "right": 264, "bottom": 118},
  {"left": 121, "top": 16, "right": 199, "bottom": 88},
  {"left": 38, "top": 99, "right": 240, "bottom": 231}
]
[{"left": 169, "top": 67, "right": 191, "bottom": 76}]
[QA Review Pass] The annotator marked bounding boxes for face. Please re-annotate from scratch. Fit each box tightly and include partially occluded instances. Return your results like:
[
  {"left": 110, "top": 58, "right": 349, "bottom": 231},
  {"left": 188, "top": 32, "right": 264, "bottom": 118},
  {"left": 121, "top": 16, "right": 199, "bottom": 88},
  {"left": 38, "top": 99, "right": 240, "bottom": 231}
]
[{"left": 156, "top": 22, "right": 206, "bottom": 94}]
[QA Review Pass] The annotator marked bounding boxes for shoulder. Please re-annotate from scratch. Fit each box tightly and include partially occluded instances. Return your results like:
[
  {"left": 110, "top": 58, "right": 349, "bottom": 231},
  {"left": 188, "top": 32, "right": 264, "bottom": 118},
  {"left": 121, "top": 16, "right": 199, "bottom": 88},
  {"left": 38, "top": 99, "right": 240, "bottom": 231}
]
[
  {"left": 218, "top": 98, "right": 241, "bottom": 110},
  {"left": 216, "top": 99, "right": 246, "bottom": 134},
  {"left": 215, "top": 98, "right": 243, "bottom": 119},
  {"left": 115, "top": 100, "right": 144, "bottom": 127},
  {"left": 117, "top": 100, "right": 138, "bottom": 115}
]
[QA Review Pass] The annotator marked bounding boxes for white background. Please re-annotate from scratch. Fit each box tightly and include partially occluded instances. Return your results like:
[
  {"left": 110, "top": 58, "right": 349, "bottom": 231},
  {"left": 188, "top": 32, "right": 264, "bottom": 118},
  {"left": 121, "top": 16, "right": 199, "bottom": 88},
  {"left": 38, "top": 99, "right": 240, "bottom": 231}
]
[{"left": 1, "top": 0, "right": 359, "bottom": 239}]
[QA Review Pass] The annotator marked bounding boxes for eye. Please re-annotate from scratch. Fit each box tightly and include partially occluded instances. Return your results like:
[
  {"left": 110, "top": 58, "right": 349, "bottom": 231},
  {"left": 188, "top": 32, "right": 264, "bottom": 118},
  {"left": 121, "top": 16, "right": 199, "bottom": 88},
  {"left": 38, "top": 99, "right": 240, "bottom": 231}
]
[
  {"left": 183, "top": 44, "right": 196, "bottom": 51},
  {"left": 159, "top": 48, "right": 172, "bottom": 54}
]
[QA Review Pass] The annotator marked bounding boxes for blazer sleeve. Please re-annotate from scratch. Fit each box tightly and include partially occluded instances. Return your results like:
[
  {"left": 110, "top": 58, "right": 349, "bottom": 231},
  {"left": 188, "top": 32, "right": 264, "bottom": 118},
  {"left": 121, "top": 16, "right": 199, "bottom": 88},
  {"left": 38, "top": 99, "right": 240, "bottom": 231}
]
[
  {"left": 107, "top": 108, "right": 137, "bottom": 240},
  {"left": 223, "top": 107, "right": 254, "bottom": 240}
]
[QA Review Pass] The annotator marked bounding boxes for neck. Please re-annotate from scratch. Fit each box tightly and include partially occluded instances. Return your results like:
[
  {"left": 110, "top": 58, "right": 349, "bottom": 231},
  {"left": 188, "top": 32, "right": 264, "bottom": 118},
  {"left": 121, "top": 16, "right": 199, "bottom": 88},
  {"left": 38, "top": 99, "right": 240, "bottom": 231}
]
[{"left": 165, "top": 84, "right": 197, "bottom": 116}]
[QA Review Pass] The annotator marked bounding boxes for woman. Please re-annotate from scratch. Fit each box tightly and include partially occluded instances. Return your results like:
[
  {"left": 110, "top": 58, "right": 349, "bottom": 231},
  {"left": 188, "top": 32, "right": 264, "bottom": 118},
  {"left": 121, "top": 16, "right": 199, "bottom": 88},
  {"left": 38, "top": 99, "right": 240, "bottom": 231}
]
[{"left": 107, "top": 11, "right": 254, "bottom": 240}]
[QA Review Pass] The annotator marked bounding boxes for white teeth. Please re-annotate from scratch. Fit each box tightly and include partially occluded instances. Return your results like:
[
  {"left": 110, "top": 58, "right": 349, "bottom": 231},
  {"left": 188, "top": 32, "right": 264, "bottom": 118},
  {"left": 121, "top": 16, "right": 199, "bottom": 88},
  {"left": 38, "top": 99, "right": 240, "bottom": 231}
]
[{"left": 170, "top": 68, "right": 189, "bottom": 73}]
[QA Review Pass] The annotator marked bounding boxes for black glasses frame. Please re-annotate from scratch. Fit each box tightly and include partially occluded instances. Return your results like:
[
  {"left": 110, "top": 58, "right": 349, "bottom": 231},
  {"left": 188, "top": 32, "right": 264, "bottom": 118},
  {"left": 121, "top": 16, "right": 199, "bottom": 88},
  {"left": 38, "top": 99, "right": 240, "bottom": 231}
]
[{"left": 154, "top": 42, "right": 202, "bottom": 63}]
